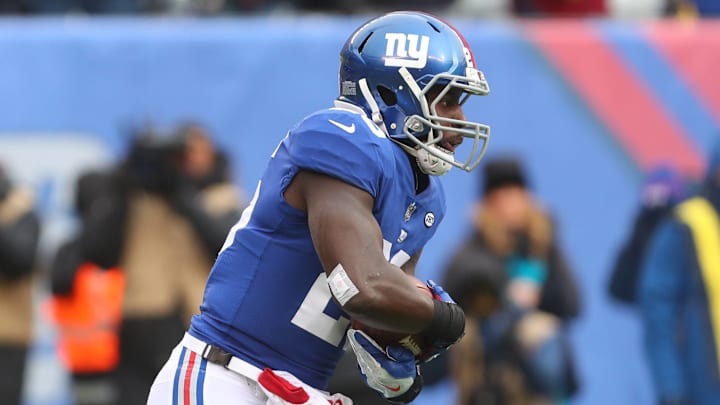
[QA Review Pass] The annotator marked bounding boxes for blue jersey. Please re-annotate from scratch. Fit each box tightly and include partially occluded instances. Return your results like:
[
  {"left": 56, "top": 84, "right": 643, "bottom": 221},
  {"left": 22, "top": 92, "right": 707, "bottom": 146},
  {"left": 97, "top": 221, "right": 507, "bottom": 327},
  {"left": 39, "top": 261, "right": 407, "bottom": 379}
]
[{"left": 189, "top": 101, "right": 446, "bottom": 389}]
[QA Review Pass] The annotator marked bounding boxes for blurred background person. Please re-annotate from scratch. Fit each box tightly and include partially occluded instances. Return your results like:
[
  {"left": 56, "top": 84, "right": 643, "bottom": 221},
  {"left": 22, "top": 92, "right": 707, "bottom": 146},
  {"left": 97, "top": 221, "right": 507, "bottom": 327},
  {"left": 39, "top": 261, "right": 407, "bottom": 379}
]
[
  {"left": 46, "top": 169, "right": 128, "bottom": 405},
  {"left": 115, "top": 122, "right": 244, "bottom": 405},
  {"left": 0, "top": 163, "right": 42, "bottom": 405},
  {"left": 441, "top": 156, "right": 581, "bottom": 405},
  {"left": 43, "top": 122, "right": 245, "bottom": 405},
  {"left": 638, "top": 141, "right": 720, "bottom": 405},
  {"left": 607, "top": 165, "right": 688, "bottom": 306}
]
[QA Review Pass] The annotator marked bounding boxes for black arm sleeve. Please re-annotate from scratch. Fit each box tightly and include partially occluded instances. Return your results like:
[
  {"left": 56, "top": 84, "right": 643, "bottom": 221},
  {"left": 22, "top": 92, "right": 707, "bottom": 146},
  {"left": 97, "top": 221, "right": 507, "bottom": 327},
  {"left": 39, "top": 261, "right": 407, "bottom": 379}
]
[{"left": 0, "top": 211, "right": 40, "bottom": 279}]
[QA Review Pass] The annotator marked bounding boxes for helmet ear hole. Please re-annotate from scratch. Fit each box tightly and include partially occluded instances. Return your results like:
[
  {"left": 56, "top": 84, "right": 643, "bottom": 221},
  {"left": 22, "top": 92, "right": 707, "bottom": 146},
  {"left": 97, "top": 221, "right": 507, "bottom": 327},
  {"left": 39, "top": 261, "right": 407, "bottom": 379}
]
[{"left": 377, "top": 85, "right": 397, "bottom": 106}]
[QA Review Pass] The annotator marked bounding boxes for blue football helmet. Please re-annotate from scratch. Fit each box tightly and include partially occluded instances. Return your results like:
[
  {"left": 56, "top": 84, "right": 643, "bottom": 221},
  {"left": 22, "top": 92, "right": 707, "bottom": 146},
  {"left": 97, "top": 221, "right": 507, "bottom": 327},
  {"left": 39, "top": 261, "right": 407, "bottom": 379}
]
[{"left": 339, "top": 11, "right": 490, "bottom": 175}]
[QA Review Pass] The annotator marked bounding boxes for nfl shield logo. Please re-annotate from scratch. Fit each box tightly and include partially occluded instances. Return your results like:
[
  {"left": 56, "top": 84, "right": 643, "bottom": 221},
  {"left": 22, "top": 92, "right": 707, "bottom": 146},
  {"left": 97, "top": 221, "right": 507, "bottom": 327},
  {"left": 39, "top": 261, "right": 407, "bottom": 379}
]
[{"left": 424, "top": 212, "right": 435, "bottom": 228}]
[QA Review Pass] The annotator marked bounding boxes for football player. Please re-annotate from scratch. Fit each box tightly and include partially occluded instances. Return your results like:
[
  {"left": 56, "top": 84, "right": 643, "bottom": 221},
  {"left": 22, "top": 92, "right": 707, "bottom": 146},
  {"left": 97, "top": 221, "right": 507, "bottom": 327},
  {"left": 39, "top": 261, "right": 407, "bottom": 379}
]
[{"left": 147, "top": 10, "right": 490, "bottom": 405}]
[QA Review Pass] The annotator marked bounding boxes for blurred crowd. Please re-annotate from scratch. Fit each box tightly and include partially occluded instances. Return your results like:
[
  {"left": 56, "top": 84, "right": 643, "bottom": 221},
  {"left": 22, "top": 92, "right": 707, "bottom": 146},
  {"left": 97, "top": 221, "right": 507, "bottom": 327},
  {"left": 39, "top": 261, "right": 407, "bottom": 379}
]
[
  {"left": 607, "top": 141, "right": 720, "bottom": 405},
  {"left": 0, "top": 0, "right": 718, "bottom": 17},
  {"left": 437, "top": 157, "right": 581, "bottom": 405},
  {"left": 0, "top": 122, "right": 247, "bottom": 405}
]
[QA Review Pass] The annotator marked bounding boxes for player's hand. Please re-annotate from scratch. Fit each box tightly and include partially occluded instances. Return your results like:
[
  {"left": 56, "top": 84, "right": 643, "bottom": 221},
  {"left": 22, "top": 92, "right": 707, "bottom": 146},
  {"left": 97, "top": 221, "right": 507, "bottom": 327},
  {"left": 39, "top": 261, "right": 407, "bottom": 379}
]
[
  {"left": 346, "top": 328, "right": 423, "bottom": 404},
  {"left": 417, "top": 280, "right": 465, "bottom": 363}
]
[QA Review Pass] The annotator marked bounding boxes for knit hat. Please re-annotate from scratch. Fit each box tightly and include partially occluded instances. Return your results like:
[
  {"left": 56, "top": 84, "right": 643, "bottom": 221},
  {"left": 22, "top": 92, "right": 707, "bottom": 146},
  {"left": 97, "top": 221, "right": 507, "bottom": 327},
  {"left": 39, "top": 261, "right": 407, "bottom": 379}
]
[
  {"left": 482, "top": 157, "right": 528, "bottom": 196},
  {"left": 642, "top": 164, "right": 686, "bottom": 208}
]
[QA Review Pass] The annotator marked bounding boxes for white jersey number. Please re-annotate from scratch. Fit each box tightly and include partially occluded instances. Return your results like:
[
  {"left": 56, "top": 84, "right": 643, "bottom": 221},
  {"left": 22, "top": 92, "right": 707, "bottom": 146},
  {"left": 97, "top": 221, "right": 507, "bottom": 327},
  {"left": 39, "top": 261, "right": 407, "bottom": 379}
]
[
  {"left": 291, "top": 240, "right": 411, "bottom": 346},
  {"left": 291, "top": 273, "right": 350, "bottom": 347}
]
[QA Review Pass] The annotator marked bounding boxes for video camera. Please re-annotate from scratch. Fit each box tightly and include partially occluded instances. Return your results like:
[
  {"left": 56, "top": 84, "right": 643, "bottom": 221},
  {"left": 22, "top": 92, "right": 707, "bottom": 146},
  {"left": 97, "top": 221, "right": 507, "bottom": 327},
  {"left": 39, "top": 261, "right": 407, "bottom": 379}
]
[{"left": 125, "top": 129, "right": 187, "bottom": 195}]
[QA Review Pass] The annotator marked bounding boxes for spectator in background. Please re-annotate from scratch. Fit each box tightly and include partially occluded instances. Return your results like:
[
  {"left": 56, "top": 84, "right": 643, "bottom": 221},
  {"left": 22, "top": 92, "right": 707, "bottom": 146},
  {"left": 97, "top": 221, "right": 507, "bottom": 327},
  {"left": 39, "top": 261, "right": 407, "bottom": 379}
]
[
  {"left": 0, "top": 163, "right": 41, "bottom": 405},
  {"left": 117, "top": 122, "right": 244, "bottom": 405},
  {"left": 47, "top": 170, "right": 128, "bottom": 405},
  {"left": 442, "top": 157, "right": 580, "bottom": 405},
  {"left": 51, "top": 122, "right": 244, "bottom": 405},
  {"left": 638, "top": 141, "right": 720, "bottom": 405},
  {"left": 608, "top": 165, "right": 687, "bottom": 306}
]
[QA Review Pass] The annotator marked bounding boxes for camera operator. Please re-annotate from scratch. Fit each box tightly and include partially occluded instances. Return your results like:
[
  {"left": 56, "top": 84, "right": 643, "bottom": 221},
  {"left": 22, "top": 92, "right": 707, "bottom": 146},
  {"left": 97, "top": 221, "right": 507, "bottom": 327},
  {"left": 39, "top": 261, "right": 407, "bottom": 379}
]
[
  {"left": 118, "top": 123, "right": 245, "bottom": 405},
  {"left": 123, "top": 123, "right": 243, "bottom": 261},
  {"left": 51, "top": 123, "right": 245, "bottom": 405},
  {"left": 0, "top": 163, "right": 41, "bottom": 405}
]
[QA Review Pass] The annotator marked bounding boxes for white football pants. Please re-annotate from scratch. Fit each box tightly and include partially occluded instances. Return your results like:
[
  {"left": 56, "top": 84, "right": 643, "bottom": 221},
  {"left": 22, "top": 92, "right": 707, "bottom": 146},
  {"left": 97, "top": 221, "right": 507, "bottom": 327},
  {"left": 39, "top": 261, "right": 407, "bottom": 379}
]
[
  {"left": 147, "top": 333, "right": 352, "bottom": 405},
  {"left": 147, "top": 338, "right": 267, "bottom": 405}
]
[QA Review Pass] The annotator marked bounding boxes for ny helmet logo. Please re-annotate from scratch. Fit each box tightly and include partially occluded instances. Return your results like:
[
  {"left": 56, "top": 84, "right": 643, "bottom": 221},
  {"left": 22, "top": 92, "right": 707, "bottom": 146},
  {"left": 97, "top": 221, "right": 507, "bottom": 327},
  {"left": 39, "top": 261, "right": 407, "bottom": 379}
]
[{"left": 384, "top": 33, "right": 430, "bottom": 69}]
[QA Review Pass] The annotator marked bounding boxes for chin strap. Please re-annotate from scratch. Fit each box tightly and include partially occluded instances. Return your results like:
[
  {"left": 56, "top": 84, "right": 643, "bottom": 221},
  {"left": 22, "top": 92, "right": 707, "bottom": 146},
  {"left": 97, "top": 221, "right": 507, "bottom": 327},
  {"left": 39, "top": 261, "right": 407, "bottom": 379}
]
[
  {"left": 389, "top": 138, "right": 453, "bottom": 177},
  {"left": 415, "top": 145, "right": 453, "bottom": 176},
  {"left": 359, "top": 78, "right": 386, "bottom": 131}
]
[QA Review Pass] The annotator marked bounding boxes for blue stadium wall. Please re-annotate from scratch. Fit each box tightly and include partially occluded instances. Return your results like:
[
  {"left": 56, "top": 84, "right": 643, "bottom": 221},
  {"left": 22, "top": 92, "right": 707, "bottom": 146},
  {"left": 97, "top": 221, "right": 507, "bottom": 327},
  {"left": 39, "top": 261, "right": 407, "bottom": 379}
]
[{"left": 0, "top": 16, "right": 718, "bottom": 405}]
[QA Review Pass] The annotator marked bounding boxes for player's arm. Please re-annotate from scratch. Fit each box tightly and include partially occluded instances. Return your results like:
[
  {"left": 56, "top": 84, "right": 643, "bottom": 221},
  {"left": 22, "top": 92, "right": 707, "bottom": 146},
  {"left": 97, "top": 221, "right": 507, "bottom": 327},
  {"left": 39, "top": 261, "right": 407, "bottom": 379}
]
[{"left": 285, "top": 170, "right": 432, "bottom": 334}]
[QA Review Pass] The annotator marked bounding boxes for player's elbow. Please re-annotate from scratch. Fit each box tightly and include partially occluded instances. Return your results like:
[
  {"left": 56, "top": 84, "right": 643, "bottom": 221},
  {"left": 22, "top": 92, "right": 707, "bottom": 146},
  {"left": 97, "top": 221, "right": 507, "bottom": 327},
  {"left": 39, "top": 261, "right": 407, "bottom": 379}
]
[
  {"left": 344, "top": 277, "right": 417, "bottom": 326},
  {"left": 326, "top": 262, "right": 389, "bottom": 316},
  {"left": 339, "top": 283, "right": 387, "bottom": 319}
]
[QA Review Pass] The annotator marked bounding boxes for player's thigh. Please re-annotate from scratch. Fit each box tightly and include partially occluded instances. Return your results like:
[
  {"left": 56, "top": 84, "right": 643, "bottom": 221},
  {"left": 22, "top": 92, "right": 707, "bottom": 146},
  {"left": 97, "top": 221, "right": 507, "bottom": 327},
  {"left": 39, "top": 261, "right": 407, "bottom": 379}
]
[{"left": 147, "top": 344, "right": 266, "bottom": 405}]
